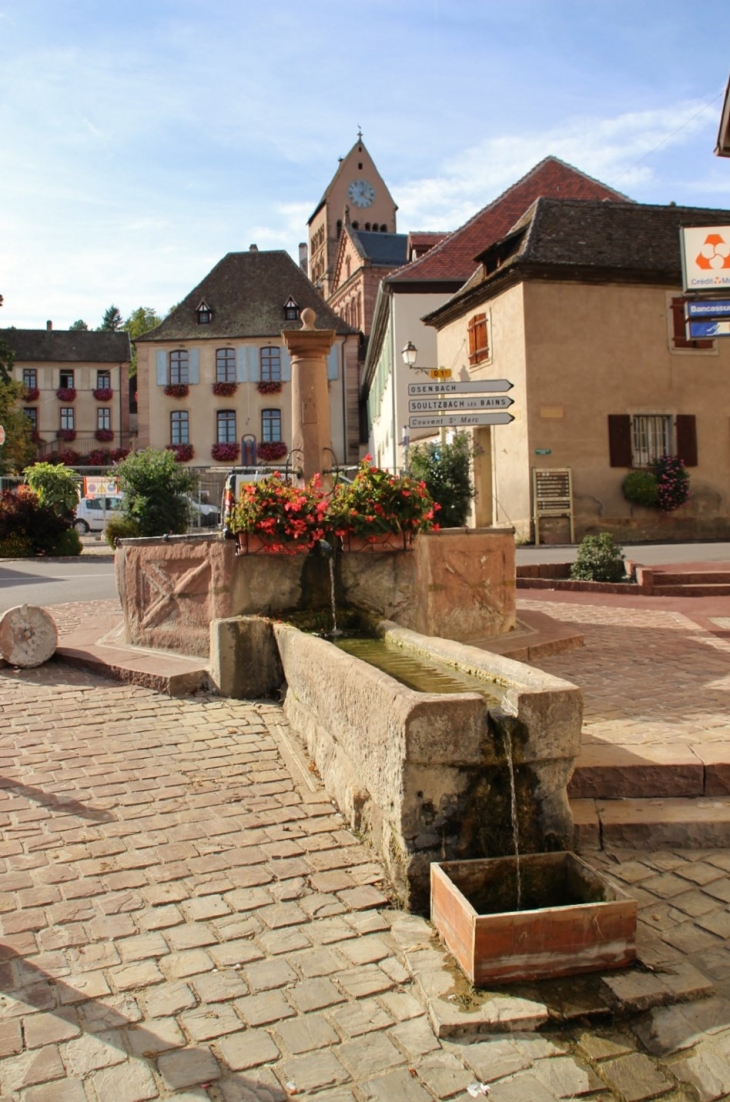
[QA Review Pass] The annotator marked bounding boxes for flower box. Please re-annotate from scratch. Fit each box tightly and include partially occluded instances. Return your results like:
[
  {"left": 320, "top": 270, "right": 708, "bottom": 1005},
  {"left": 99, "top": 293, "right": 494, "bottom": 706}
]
[
  {"left": 56, "top": 429, "right": 77, "bottom": 442},
  {"left": 344, "top": 531, "right": 412, "bottom": 553},
  {"left": 431, "top": 854, "right": 636, "bottom": 987},
  {"left": 212, "top": 442, "right": 240, "bottom": 462},
  {"left": 212, "top": 381, "right": 238, "bottom": 397},
  {"left": 166, "top": 443, "right": 194, "bottom": 462},
  {"left": 257, "top": 441, "right": 288, "bottom": 462},
  {"left": 56, "top": 387, "right": 77, "bottom": 401},
  {"left": 95, "top": 429, "right": 114, "bottom": 442},
  {"left": 164, "top": 384, "right": 189, "bottom": 398},
  {"left": 92, "top": 387, "right": 114, "bottom": 401},
  {"left": 257, "top": 380, "right": 283, "bottom": 395},
  {"left": 23, "top": 387, "right": 40, "bottom": 402},
  {"left": 235, "top": 532, "right": 312, "bottom": 556}
]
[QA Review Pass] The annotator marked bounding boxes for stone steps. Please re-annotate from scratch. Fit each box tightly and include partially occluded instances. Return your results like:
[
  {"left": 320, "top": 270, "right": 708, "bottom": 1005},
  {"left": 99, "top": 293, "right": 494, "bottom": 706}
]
[
  {"left": 569, "top": 744, "right": 730, "bottom": 800},
  {"left": 573, "top": 796, "right": 730, "bottom": 852},
  {"left": 651, "top": 569, "right": 730, "bottom": 596}
]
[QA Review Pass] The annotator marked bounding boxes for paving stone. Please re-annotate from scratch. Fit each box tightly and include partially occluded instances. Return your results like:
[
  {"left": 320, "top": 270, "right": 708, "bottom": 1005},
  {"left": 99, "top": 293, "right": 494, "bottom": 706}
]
[
  {"left": 23, "top": 1008, "right": 81, "bottom": 1048},
  {"left": 79, "top": 992, "right": 143, "bottom": 1030},
  {"left": 339, "top": 936, "right": 391, "bottom": 966},
  {"left": 575, "top": 1031, "right": 638, "bottom": 1060},
  {"left": 258, "top": 901, "right": 308, "bottom": 928},
  {"left": 389, "top": 1015, "right": 441, "bottom": 1058},
  {"left": 487, "top": 1070, "right": 560, "bottom": 1102},
  {"left": 218, "top": 1028, "right": 281, "bottom": 1071},
  {"left": 276, "top": 1012, "right": 339, "bottom": 1054},
  {"left": 362, "top": 1067, "right": 433, "bottom": 1101},
  {"left": 533, "top": 1055, "right": 605, "bottom": 1098},
  {"left": 58, "top": 969, "right": 111, "bottom": 1003},
  {"left": 109, "top": 959, "right": 164, "bottom": 990},
  {"left": 337, "top": 964, "right": 395, "bottom": 999},
  {"left": 90, "top": 1060, "right": 159, "bottom": 1102},
  {"left": 288, "top": 946, "right": 345, "bottom": 978},
  {"left": 235, "top": 989, "right": 296, "bottom": 1027},
  {"left": 672, "top": 1042, "right": 730, "bottom": 1101},
  {"left": 414, "top": 1051, "right": 474, "bottom": 1099},
  {"left": 599, "top": 1052, "right": 674, "bottom": 1101},
  {"left": 332, "top": 997, "right": 393, "bottom": 1037},
  {"left": 244, "top": 957, "right": 297, "bottom": 991},
  {"left": 157, "top": 1046, "right": 221, "bottom": 1089},
  {"left": 127, "top": 1016, "right": 186, "bottom": 1055},
  {"left": 208, "top": 939, "right": 265, "bottom": 969},
  {"left": 288, "top": 977, "right": 345, "bottom": 1012},
  {"left": 180, "top": 1002, "right": 243, "bottom": 1042},
  {"left": 456, "top": 1037, "right": 532, "bottom": 1082},
  {"left": 0, "top": 1045, "right": 66, "bottom": 1092},
  {"left": 218, "top": 1066, "right": 284, "bottom": 1100},
  {"left": 337, "top": 885, "right": 390, "bottom": 910},
  {"left": 161, "top": 949, "right": 215, "bottom": 978},
  {"left": 278, "top": 1049, "right": 349, "bottom": 1093},
  {"left": 0, "top": 1019, "right": 23, "bottom": 1056},
  {"left": 22, "top": 1081, "right": 88, "bottom": 1102},
  {"left": 192, "top": 968, "right": 248, "bottom": 1003},
  {"left": 64, "top": 1030, "right": 127, "bottom": 1073},
  {"left": 632, "top": 997, "right": 730, "bottom": 1056},
  {"left": 143, "top": 980, "right": 196, "bottom": 1017}
]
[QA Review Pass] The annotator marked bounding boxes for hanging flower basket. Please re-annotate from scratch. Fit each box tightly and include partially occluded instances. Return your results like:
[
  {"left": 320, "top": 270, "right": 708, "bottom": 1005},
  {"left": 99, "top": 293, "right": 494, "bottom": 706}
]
[
  {"left": 95, "top": 429, "right": 115, "bottom": 442},
  {"left": 166, "top": 443, "right": 194, "bottom": 462},
  {"left": 23, "top": 387, "right": 40, "bottom": 402},
  {"left": 257, "top": 380, "right": 283, "bottom": 395},
  {"left": 56, "top": 387, "right": 77, "bottom": 401},
  {"left": 258, "top": 441, "right": 288, "bottom": 462},
  {"left": 92, "top": 387, "right": 114, "bottom": 401},
  {"left": 164, "top": 384, "right": 189, "bottom": 398},
  {"left": 212, "top": 381, "right": 238, "bottom": 397},
  {"left": 211, "top": 442, "right": 240, "bottom": 462}
]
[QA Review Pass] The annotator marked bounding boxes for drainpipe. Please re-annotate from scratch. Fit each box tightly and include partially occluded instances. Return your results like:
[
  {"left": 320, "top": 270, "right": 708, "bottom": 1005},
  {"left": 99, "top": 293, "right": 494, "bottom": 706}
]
[
  {"left": 340, "top": 338, "right": 347, "bottom": 464},
  {"left": 390, "top": 294, "right": 397, "bottom": 472}
]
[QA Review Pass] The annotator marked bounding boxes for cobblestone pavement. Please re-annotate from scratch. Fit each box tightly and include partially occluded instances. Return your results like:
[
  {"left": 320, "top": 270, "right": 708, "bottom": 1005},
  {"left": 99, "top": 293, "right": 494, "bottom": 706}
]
[
  {"left": 518, "top": 597, "right": 730, "bottom": 750},
  {"left": 4, "top": 653, "right": 730, "bottom": 1101}
]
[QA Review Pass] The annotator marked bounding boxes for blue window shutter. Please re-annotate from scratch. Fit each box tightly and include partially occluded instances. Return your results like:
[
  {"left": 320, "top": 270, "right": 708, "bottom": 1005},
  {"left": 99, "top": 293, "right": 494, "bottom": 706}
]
[
  {"left": 327, "top": 344, "right": 339, "bottom": 381},
  {"left": 236, "top": 347, "right": 247, "bottom": 383},
  {"left": 189, "top": 348, "right": 200, "bottom": 384},
  {"left": 248, "top": 347, "right": 260, "bottom": 383},
  {"left": 281, "top": 346, "right": 291, "bottom": 381},
  {"left": 156, "top": 350, "right": 167, "bottom": 386}
]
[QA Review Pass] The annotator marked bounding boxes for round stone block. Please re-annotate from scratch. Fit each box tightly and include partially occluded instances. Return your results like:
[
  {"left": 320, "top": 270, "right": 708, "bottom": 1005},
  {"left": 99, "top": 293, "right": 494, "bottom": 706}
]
[{"left": 0, "top": 605, "right": 58, "bottom": 667}]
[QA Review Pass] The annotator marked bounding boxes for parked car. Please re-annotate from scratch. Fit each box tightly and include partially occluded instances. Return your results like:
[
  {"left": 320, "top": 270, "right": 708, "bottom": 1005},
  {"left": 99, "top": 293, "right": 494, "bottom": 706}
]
[{"left": 73, "top": 495, "right": 124, "bottom": 533}]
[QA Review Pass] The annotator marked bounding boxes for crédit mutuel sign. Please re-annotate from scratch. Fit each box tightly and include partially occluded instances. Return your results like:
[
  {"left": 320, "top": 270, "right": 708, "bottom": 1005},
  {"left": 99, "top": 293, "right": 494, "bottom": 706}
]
[{"left": 680, "top": 226, "right": 730, "bottom": 291}]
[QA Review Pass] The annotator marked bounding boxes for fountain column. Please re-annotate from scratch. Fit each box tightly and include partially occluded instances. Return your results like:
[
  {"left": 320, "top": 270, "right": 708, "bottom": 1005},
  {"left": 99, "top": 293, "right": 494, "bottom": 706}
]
[{"left": 283, "top": 308, "right": 335, "bottom": 484}]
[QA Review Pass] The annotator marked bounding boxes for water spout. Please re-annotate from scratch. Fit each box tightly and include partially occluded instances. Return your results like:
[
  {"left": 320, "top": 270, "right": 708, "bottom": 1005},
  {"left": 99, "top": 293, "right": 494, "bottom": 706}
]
[{"left": 502, "top": 727, "right": 522, "bottom": 911}]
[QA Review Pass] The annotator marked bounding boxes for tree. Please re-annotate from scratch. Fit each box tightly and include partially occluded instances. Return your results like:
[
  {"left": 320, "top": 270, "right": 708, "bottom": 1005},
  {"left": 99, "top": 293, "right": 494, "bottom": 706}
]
[
  {"left": 69, "top": 319, "right": 89, "bottom": 331},
  {"left": 99, "top": 305, "right": 123, "bottom": 331},
  {"left": 115, "top": 447, "right": 196, "bottom": 536},
  {"left": 0, "top": 337, "right": 35, "bottom": 476},
  {"left": 24, "top": 462, "right": 80, "bottom": 518},
  {"left": 122, "top": 306, "right": 163, "bottom": 377},
  {"left": 408, "top": 432, "right": 477, "bottom": 528}
]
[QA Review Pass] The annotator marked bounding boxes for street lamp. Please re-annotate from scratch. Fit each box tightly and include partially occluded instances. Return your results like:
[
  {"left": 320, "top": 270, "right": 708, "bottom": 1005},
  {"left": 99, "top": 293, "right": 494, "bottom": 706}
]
[{"left": 401, "top": 341, "right": 418, "bottom": 369}]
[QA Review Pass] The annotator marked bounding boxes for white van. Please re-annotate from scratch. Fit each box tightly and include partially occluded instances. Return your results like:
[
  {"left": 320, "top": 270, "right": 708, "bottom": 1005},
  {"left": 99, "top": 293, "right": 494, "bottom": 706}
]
[{"left": 73, "top": 495, "right": 124, "bottom": 533}]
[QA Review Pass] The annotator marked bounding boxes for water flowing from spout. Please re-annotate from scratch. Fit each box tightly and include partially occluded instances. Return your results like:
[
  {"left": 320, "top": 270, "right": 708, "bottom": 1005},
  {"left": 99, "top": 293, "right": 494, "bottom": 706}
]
[
  {"left": 502, "top": 727, "right": 522, "bottom": 911},
  {"left": 327, "top": 556, "right": 342, "bottom": 638}
]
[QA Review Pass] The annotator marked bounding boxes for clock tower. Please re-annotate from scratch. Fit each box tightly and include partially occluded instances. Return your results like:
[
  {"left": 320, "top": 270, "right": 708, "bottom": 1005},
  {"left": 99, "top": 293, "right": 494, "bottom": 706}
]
[{"left": 307, "top": 132, "right": 397, "bottom": 300}]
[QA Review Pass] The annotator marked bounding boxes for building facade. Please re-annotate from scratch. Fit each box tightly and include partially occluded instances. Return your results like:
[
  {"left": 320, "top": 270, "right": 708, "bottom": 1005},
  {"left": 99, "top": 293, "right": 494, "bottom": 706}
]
[
  {"left": 4, "top": 325, "right": 132, "bottom": 463},
  {"left": 135, "top": 249, "right": 360, "bottom": 470},
  {"left": 424, "top": 199, "right": 730, "bottom": 541}
]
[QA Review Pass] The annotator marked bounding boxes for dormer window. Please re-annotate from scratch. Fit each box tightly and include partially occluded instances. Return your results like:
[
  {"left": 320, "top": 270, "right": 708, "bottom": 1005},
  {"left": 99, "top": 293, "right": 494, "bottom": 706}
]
[
  {"left": 283, "top": 297, "right": 299, "bottom": 321},
  {"left": 196, "top": 300, "right": 212, "bottom": 324}
]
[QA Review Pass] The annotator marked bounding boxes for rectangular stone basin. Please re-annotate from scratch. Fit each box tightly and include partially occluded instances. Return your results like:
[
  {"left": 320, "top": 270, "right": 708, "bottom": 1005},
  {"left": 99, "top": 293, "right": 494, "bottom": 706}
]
[{"left": 431, "top": 852, "right": 636, "bottom": 986}]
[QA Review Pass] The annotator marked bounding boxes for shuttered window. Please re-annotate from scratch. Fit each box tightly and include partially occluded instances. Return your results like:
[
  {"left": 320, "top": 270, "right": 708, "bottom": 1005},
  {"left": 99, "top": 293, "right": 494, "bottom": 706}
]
[
  {"left": 467, "top": 313, "right": 489, "bottom": 365},
  {"left": 170, "top": 350, "right": 189, "bottom": 385},
  {"left": 671, "top": 297, "right": 713, "bottom": 350},
  {"left": 260, "top": 347, "right": 281, "bottom": 383},
  {"left": 608, "top": 413, "right": 698, "bottom": 468},
  {"left": 216, "top": 349, "right": 236, "bottom": 383}
]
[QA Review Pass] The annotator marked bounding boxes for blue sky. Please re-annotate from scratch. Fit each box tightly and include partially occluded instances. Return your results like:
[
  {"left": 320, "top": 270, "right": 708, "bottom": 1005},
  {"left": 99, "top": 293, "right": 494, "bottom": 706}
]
[{"left": 2, "top": 0, "right": 730, "bottom": 328}]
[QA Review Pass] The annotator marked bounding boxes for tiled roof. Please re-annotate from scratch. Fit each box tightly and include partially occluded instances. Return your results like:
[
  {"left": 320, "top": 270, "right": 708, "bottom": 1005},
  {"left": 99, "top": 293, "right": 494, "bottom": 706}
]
[
  {"left": 137, "top": 250, "right": 357, "bottom": 342},
  {"left": 3, "top": 329, "right": 131, "bottom": 363},
  {"left": 351, "top": 230, "right": 408, "bottom": 266},
  {"left": 423, "top": 198, "right": 730, "bottom": 324},
  {"left": 387, "top": 156, "right": 631, "bottom": 285}
]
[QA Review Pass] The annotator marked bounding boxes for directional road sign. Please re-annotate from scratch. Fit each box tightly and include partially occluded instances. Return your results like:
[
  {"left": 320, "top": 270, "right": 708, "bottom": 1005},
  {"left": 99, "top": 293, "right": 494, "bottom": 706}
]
[
  {"left": 428, "top": 369, "right": 452, "bottom": 379},
  {"left": 409, "top": 412, "right": 515, "bottom": 429},
  {"left": 408, "top": 380, "right": 512, "bottom": 395},
  {"left": 408, "top": 395, "right": 514, "bottom": 412}
]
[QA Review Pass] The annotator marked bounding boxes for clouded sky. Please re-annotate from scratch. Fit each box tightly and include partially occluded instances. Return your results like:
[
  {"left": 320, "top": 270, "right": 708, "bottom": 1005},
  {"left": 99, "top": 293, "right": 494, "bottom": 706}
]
[{"left": 2, "top": 0, "right": 729, "bottom": 328}]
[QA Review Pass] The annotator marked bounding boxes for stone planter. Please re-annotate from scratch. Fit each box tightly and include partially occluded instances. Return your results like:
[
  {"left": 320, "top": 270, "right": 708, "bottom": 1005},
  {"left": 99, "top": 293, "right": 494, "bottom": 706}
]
[
  {"left": 234, "top": 532, "right": 312, "bottom": 556},
  {"left": 431, "top": 853, "right": 636, "bottom": 986},
  {"left": 344, "top": 531, "right": 412, "bottom": 553}
]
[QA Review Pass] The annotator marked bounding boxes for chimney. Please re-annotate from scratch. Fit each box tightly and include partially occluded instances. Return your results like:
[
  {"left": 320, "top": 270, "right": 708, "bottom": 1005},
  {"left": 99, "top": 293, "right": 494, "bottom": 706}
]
[
  {"left": 298, "top": 242, "right": 308, "bottom": 273},
  {"left": 249, "top": 244, "right": 258, "bottom": 252},
  {"left": 46, "top": 320, "right": 52, "bottom": 331}
]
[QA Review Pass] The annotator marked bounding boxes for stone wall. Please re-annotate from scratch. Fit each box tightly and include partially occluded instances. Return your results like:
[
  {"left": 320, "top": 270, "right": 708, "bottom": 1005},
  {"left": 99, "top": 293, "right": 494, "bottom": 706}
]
[{"left": 116, "top": 528, "right": 516, "bottom": 657}]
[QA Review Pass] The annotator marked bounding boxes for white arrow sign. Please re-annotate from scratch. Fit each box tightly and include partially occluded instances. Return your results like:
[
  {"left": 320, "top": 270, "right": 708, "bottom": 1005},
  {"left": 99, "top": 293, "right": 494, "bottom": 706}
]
[
  {"left": 409, "top": 395, "right": 514, "bottom": 412},
  {"left": 408, "top": 380, "right": 513, "bottom": 395},
  {"left": 410, "top": 412, "right": 515, "bottom": 428}
]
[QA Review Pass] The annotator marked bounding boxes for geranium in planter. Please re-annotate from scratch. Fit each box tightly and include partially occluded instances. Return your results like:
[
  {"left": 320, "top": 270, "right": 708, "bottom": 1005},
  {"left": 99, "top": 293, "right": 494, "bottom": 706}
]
[
  {"left": 258, "top": 441, "right": 288, "bottom": 462},
  {"left": 257, "top": 380, "right": 283, "bottom": 395},
  {"left": 87, "top": 449, "right": 112, "bottom": 465},
  {"left": 57, "top": 428, "right": 77, "bottom": 442},
  {"left": 23, "top": 387, "right": 40, "bottom": 402},
  {"left": 229, "top": 473, "right": 328, "bottom": 554},
  {"left": 326, "top": 457, "right": 439, "bottom": 543},
  {"left": 164, "top": 384, "right": 189, "bottom": 398},
  {"left": 212, "top": 381, "right": 238, "bottom": 397},
  {"left": 211, "top": 442, "right": 240, "bottom": 462},
  {"left": 56, "top": 387, "right": 77, "bottom": 401},
  {"left": 92, "top": 387, "right": 114, "bottom": 401},
  {"left": 166, "top": 443, "right": 194, "bottom": 462},
  {"left": 95, "top": 429, "right": 114, "bottom": 442},
  {"left": 622, "top": 456, "right": 690, "bottom": 513}
]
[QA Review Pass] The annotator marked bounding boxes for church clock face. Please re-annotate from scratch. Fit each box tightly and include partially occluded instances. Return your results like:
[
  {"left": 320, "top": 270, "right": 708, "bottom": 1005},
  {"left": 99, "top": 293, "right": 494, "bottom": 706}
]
[{"left": 348, "top": 179, "right": 376, "bottom": 208}]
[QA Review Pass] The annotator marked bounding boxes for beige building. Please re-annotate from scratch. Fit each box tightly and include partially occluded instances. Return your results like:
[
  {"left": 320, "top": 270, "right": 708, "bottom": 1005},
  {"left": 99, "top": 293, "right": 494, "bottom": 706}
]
[
  {"left": 424, "top": 198, "right": 730, "bottom": 542},
  {"left": 307, "top": 133, "right": 398, "bottom": 300},
  {"left": 4, "top": 325, "right": 132, "bottom": 462},
  {"left": 135, "top": 249, "right": 360, "bottom": 470}
]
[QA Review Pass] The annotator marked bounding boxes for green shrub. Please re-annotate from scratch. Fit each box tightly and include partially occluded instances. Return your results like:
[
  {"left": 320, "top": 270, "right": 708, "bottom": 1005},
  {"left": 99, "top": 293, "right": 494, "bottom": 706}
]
[
  {"left": 570, "top": 532, "right": 626, "bottom": 582},
  {"left": 622, "top": 469, "right": 659, "bottom": 508},
  {"left": 49, "top": 527, "right": 82, "bottom": 556},
  {"left": 408, "top": 433, "right": 476, "bottom": 527},
  {"left": 0, "top": 486, "right": 70, "bottom": 555},
  {"left": 24, "top": 462, "right": 80, "bottom": 517},
  {"left": 0, "top": 533, "right": 33, "bottom": 558},
  {"left": 105, "top": 516, "right": 143, "bottom": 547},
  {"left": 115, "top": 448, "right": 196, "bottom": 537}
]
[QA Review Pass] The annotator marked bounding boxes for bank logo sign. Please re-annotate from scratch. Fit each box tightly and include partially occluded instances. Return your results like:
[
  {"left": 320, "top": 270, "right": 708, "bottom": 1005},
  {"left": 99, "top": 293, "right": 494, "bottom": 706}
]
[{"left": 681, "top": 226, "right": 730, "bottom": 291}]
